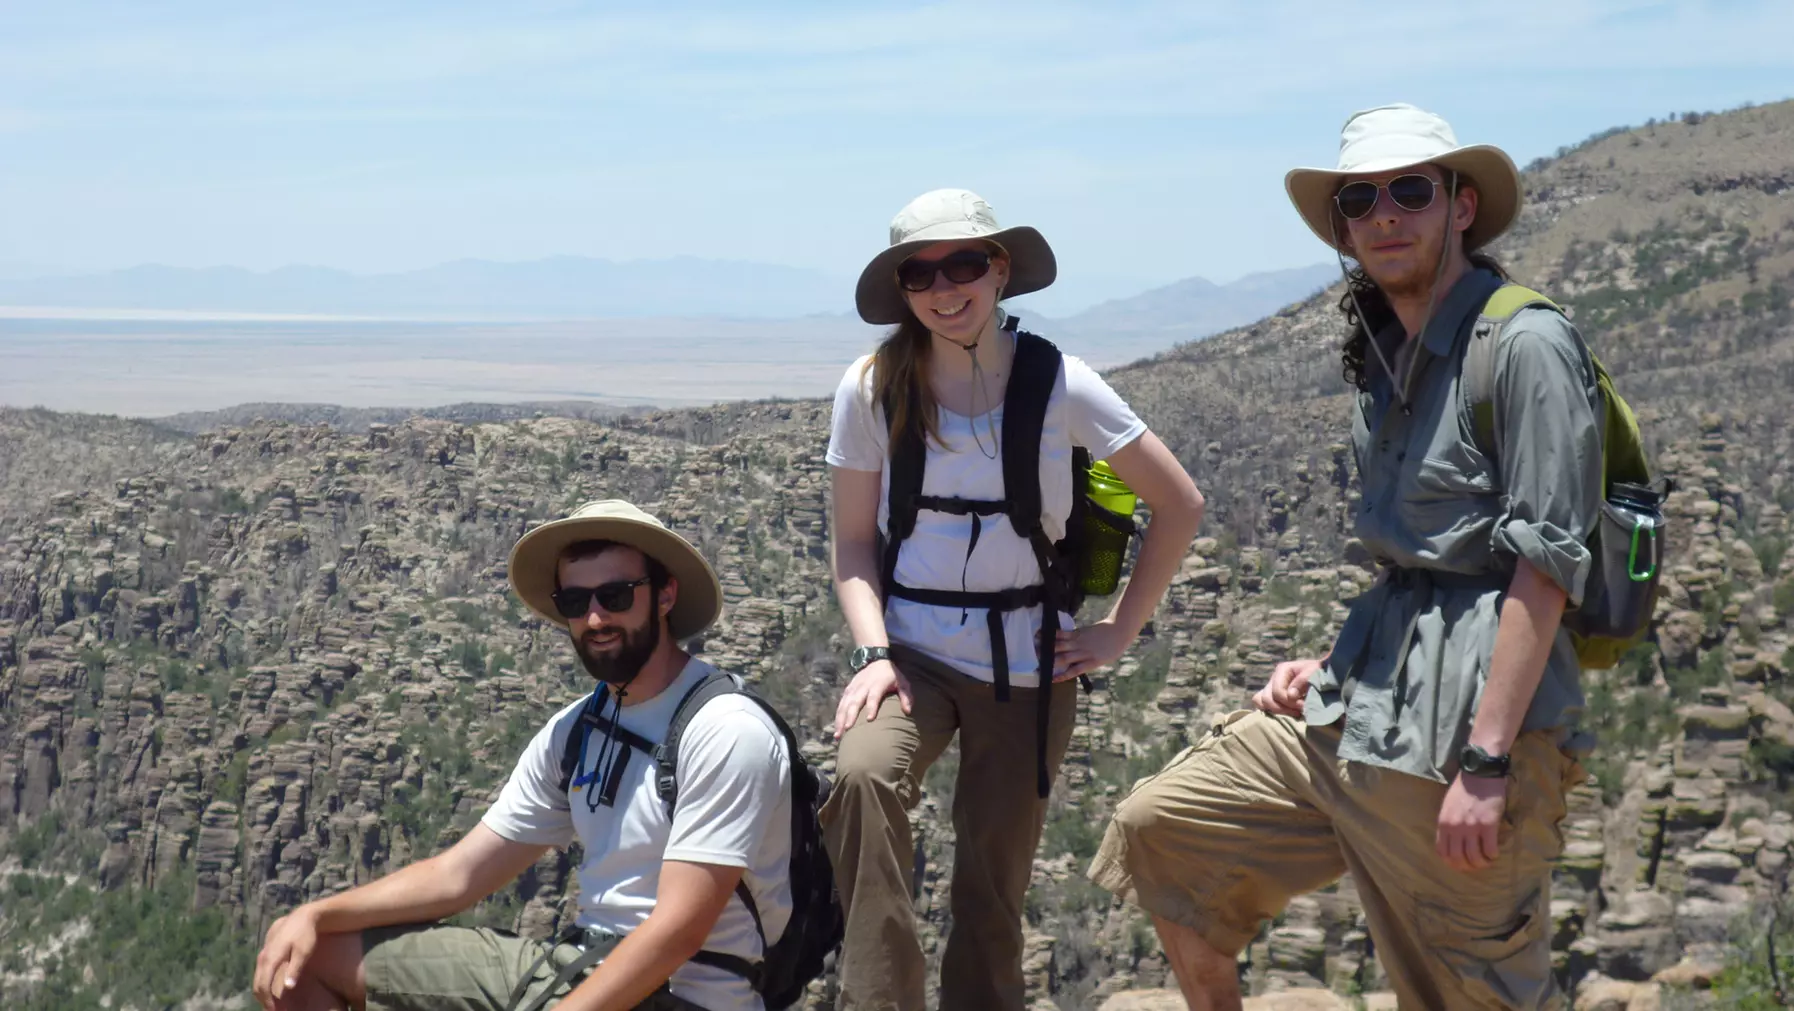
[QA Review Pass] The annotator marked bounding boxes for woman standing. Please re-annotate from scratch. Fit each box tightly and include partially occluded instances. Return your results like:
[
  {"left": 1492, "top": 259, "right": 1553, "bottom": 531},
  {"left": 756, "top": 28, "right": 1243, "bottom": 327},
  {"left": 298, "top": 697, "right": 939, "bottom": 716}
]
[{"left": 822, "top": 189, "right": 1204, "bottom": 1011}]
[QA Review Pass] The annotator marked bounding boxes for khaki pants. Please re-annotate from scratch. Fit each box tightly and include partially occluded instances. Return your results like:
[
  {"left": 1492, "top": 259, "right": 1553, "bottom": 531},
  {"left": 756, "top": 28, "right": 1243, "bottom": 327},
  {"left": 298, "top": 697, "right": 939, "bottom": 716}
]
[
  {"left": 1088, "top": 710, "right": 1583, "bottom": 1010},
  {"left": 360, "top": 923, "right": 707, "bottom": 1011},
  {"left": 820, "top": 649, "right": 1077, "bottom": 1011}
]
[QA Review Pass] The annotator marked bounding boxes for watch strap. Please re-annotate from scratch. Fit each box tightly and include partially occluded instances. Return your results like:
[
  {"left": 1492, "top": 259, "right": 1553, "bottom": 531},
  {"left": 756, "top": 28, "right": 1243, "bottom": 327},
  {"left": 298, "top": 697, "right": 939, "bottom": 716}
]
[
  {"left": 850, "top": 646, "right": 891, "bottom": 674},
  {"left": 1460, "top": 744, "right": 1511, "bottom": 778}
]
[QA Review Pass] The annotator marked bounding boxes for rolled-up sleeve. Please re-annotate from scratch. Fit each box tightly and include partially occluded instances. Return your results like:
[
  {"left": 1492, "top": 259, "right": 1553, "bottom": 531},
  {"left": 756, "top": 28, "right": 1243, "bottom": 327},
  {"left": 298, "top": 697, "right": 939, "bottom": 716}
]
[{"left": 1488, "top": 312, "right": 1603, "bottom": 603}]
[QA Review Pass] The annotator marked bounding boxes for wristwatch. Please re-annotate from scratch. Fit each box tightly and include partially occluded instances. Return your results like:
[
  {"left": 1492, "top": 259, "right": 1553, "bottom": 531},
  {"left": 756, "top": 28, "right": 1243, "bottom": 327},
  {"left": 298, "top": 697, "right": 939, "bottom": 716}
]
[
  {"left": 1458, "top": 744, "right": 1512, "bottom": 779},
  {"left": 849, "top": 646, "right": 891, "bottom": 674}
]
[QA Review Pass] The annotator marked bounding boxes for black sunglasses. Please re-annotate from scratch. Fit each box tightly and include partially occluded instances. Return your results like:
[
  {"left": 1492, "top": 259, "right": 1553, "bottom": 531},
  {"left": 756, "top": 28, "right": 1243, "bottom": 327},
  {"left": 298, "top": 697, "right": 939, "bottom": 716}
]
[
  {"left": 896, "top": 249, "right": 993, "bottom": 293},
  {"left": 551, "top": 577, "right": 649, "bottom": 619},
  {"left": 1334, "top": 174, "right": 1442, "bottom": 220}
]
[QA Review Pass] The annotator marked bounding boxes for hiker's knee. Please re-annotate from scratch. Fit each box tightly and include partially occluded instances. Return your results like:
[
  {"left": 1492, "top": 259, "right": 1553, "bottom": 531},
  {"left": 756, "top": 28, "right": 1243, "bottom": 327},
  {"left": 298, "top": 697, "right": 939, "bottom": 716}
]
[
  {"left": 1109, "top": 788, "right": 1168, "bottom": 845},
  {"left": 302, "top": 930, "right": 368, "bottom": 1005},
  {"left": 832, "top": 748, "right": 901, "bottom": 796}
]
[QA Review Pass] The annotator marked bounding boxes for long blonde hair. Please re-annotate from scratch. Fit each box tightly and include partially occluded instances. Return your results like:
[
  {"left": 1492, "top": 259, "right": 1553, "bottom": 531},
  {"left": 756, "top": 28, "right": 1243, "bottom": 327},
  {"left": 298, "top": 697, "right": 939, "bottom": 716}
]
[{"left": 863, "top": 309, "right": 939, "bottom": 449}]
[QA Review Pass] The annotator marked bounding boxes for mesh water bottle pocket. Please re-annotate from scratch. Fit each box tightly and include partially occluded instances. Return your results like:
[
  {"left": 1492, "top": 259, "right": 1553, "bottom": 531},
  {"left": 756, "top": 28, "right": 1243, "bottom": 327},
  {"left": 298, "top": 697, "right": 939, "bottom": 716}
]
[
  {"left": 1079, "top": 502, "right": 1137, "bottom": 597},
  {"left": 1565, "top": 481, "right": 1666, "bottom": 667}
]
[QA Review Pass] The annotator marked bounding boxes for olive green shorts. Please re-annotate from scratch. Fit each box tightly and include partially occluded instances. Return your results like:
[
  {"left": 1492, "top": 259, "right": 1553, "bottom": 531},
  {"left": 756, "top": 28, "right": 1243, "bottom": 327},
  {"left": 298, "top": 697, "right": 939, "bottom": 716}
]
[{"left": 360, "top": 923, "right": 707, "bottom": 1011}]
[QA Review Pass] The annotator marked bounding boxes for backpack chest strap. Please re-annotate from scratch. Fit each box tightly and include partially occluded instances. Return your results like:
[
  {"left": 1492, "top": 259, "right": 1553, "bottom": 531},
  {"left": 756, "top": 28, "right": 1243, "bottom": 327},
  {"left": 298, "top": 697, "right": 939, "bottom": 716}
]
[{"left": 910, "top": 494, "right": 1008, "bottom": 517}]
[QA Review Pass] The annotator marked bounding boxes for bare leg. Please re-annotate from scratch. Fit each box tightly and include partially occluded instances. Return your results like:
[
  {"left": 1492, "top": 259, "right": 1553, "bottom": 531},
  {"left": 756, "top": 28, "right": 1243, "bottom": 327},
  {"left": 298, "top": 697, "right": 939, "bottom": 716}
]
[
  {"left": 274, "top": 932, "right": 367, "bottom": 1011},
  {"left": 1152, "top": 915, "right": 1241, "bottom": 1011},
  {"left": 273, "top": 976, "right": 352, "bottom": 1011}
]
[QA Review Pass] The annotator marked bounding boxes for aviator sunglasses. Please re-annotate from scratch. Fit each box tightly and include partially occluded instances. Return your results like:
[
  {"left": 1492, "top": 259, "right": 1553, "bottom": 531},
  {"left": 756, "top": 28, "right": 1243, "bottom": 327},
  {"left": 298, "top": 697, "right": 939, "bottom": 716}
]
[
  {"left": 551, "top": 577, "right": 649, "bottom": 619},
  {"left": 896, "top": 249, "right": 993, "bottom": 292},
  {"left": 1334, "top": 174, "right": 1443, "bottom": 221}
]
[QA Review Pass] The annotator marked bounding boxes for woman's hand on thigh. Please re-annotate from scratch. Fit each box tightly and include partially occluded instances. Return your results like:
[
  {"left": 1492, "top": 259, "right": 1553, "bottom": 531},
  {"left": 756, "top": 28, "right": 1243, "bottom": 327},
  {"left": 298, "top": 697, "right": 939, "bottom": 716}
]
[{"left": 833, "top": 659, "right": 913, "bottom": 739}]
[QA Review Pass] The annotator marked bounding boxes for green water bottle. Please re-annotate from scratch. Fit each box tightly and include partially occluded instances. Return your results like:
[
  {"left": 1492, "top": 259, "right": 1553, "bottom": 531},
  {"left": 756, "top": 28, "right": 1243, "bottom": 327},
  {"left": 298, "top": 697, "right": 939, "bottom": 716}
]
[
  {"left": 1080, "top": 459, "right": 1138, "bottom": 596},
  {"left": 1086, "top": 460, "right": 1137, "bottom": 517}
]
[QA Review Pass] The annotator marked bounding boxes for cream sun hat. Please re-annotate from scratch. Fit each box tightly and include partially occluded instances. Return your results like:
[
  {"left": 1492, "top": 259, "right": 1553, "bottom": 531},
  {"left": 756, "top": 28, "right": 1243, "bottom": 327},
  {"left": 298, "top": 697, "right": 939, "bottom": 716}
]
[
  {"left": 1285, "top": 103, "right": 1523, "bottom": 253},
  {"left": 507, "top": 499, "right": 722, "bottom": 640},
  {"left": 854, "top": 188, "right": 1057, "bottom": 325}
]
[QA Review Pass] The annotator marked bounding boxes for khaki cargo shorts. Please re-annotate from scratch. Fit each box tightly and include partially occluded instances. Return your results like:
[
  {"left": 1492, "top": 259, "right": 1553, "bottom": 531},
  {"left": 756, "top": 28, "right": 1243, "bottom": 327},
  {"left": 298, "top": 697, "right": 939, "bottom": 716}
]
[
  {"left": 1088, "top": 710, "right": 1584, "bottom": 1010},
  {"left": 361, "top": 923, "right": 707, "bottom": 1011}
]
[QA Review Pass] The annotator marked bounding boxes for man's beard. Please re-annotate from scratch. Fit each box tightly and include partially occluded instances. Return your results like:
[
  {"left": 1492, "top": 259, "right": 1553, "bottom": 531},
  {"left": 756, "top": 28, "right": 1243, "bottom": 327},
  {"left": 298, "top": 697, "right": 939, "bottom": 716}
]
[
  {"left": 571, "top": 614, "right": 661, "bottom": 686},
  {"left": 1363, "top": 236, "right": 1447, "bottom": 302}
]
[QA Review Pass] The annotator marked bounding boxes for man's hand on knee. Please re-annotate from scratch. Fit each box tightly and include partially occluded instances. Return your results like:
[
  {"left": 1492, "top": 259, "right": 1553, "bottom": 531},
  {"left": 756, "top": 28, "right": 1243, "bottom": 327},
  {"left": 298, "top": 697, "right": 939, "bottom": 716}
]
[
  {"left": 254, "top": 906, "right": 350, "bottom": 1010},
  {"left": 1253, "top": 657, "right": 1322, "bottom": 717}
]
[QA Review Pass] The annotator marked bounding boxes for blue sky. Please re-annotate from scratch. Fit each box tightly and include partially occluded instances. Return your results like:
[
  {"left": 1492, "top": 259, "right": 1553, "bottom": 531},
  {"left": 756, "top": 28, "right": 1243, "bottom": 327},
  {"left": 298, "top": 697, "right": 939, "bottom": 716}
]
[{"left": 2, "top": 0, "right": 1791, "bottom": 315}]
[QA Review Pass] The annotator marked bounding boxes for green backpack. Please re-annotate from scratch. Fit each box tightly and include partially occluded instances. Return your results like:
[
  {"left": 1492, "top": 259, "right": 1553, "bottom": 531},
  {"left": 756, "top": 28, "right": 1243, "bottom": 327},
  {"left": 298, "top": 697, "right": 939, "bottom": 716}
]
[{"left": 1461, "top": 284, "right": 1667, "bottom": 669}]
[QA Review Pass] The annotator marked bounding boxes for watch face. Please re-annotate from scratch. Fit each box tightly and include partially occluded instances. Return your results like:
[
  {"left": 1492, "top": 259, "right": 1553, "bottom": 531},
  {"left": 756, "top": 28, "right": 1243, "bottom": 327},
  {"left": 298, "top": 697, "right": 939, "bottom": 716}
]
[{"left": 1460, "top": 747, "right": 1507, "bottom": 777}]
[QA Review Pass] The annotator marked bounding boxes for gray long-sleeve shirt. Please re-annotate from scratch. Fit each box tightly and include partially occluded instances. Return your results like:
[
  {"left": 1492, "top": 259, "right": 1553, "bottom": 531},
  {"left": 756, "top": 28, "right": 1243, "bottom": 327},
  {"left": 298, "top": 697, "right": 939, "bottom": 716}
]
[{"left": 1303, "top": 267, "right": 1604, "bottom": 783}]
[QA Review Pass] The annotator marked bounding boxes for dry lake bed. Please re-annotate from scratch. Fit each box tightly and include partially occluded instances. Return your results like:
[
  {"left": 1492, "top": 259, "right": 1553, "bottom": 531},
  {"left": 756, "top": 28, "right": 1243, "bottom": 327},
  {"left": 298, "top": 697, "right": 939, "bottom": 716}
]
[{"left": 0, "top": 312, "right": 886, "bottom": 417}]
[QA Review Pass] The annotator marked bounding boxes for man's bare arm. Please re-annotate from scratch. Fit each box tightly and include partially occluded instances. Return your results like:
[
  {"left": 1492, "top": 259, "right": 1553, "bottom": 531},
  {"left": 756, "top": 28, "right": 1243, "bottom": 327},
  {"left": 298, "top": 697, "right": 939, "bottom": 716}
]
[{"left": 555, "top": 860, "right": 745, "bottom": 1011}]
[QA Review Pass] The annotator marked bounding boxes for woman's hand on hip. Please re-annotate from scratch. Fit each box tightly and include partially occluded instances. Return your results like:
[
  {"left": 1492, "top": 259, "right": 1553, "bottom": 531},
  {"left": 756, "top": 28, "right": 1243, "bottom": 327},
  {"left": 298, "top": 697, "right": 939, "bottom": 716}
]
[
  {"left": 1054, "top": 619, "right": 1132, "bottom": 681},
  {"left": 833, "top": 659, "right": 912, "bottom": 739}
]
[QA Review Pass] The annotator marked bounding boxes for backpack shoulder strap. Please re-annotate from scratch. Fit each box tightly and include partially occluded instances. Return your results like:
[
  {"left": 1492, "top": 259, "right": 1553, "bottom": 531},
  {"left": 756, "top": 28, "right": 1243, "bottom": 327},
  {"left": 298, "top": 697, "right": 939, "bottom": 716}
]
[
  {"left": 880, "top": 380, "right": 927, "bottom": 593},
  {"left": 1464, "top": 284, "right": 1564, "bottom": 462},
  {"left": 556, "top": 691, "right": 659, "bottom": 795},
  {"left": 1002, "top": 327, "right": 1063, "bottom": 536},
  {"left": 556, "top": 695, "right": 598, "bottom": 795},
  {"left": 660, "top": 674, "right": 810, "bottom": 979},
  {"left": 653, "top": 671, "right": 743, "bottom": 813}
]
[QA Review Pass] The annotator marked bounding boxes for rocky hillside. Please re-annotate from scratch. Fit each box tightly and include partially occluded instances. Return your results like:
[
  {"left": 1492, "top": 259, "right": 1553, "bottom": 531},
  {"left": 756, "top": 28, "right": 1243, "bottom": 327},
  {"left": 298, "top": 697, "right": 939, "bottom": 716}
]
[{"left": 3, "top": 99, "right": 1794, "bottom": 1011}]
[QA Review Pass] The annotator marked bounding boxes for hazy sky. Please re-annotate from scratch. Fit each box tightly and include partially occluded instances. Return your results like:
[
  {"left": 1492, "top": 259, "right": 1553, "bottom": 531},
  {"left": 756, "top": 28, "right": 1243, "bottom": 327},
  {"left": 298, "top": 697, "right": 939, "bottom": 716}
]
[{"left": 3, "top": 0, "right": 1791, "bottom": 312}]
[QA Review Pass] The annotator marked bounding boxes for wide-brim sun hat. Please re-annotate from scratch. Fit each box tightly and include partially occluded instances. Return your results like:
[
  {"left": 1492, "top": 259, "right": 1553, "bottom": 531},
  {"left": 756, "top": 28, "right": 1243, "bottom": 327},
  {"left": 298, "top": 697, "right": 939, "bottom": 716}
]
[
  {"left": 1285, "top": 103, "right": 1522, "bottom": 254},
  {"left": 508, "top": 499, "right": 722, "bottom": 641},
  {"left": 854, "top": 188, "right": 1057, "bottom": 326}
]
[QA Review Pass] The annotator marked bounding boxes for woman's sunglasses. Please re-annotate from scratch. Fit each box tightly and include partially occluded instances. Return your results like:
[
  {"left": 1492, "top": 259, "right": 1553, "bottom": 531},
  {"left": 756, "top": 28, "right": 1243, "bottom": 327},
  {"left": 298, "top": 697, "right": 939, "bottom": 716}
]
[
  {"left": 896, "top": 249, "right": 993, "bottom": 293},
  {"left": 1334, "top": 174, "right": 1442, "bottom": 221},
  {"left": 551, "top": 577, "right": 649, "bottom": 619}
]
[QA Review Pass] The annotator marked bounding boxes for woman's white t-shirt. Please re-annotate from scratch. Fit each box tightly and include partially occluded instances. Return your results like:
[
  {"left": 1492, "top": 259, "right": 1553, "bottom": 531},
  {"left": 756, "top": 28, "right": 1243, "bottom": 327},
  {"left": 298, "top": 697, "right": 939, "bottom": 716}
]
[{"left": 825, "top": 341, "right": 1146, "bottom": 686}]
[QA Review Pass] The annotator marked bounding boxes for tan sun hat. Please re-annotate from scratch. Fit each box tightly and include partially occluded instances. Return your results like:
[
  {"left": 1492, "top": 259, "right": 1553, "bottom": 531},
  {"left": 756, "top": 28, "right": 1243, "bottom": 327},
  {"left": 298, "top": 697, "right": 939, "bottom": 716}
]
[
  {"left": 1285, "top": 103, "right": 1522, "bottom": 254},
  {"left": 507, "top": 499, "right": 722, "bottom": 640},
  {"left": 854, "top": 188, "right": 1057, "bottom": 325}
]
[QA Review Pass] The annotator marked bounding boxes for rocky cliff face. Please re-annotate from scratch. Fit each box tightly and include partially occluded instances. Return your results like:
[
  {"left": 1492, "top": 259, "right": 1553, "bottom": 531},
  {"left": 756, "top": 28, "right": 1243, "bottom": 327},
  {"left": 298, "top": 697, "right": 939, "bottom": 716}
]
[{"left": 4, "top": 101, "right": 1794, "bottom": 1010}]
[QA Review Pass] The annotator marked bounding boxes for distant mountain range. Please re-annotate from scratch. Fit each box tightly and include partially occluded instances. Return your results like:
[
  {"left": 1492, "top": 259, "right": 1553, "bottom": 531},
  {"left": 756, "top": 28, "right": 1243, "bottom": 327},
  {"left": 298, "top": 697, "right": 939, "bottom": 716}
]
[
  {"left": 0, "top": 256, "right": 858, "bottom": 320},
  {"left": 0, "top": 256, "right": 1334, "bottom": 362},
  {"left": 1051, "top": 263, "right": 1337, "bottom": 362}
]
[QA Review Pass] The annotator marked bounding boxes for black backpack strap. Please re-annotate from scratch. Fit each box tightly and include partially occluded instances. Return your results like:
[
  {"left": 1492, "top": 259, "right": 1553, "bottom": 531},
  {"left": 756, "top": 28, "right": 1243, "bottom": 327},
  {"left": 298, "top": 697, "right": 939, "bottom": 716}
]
[
  {"left": 881, "top": 381, "right": 927, "bottom": 598},
  {"left": 555, "top": 691, "right": 660, "bottom": 801},
  {"left": 1003, "top": 329, "right": 1073, "bottom": 799},
  {"left": 653, "top": 672, "right": 741, "bottom": 814},
  {"left": 557, "top": 693, "right": 601, "bottom": 795},
  {"left": 690, "top": 949, "right": 764, "bottom": 991},
  {"left": 1002, "top": 330, "right": 1058, "bottom": 536},
  {"left": 658, "top": 677, "right": 821, "bottom": 994}
]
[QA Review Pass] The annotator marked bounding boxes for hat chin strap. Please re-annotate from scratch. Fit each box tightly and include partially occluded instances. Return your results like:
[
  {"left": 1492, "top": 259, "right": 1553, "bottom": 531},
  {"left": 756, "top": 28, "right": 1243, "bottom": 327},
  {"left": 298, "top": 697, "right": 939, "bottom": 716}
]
[{"left": 1330, "top": 171, "right": 1460, "bottom": 416}]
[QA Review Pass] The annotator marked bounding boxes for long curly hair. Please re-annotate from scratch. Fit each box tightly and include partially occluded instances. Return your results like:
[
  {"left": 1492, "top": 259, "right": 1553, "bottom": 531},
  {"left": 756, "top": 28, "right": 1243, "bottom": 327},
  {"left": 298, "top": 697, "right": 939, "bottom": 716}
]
[{"left": 1338, "top": 251, "right": 1509, "bottom": 391}]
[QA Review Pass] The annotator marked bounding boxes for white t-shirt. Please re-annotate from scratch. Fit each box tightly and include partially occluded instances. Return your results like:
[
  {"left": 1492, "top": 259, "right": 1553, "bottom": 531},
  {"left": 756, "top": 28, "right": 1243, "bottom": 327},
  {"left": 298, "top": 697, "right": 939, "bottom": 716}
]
[
  {"left": 482, "top": 658, "right": 793, "bottom": 1011},
  {"left": 825, "top": 338, "right": 1146, "bottom": 685}
]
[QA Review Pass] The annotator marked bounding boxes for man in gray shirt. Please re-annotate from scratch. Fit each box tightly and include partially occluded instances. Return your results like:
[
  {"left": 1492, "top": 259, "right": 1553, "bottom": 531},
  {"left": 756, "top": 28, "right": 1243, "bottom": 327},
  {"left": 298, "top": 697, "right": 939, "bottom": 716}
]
[{"left": 1088, "top": 104, "right": 1602, "bottom": 1010}]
